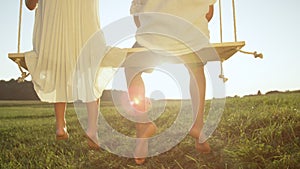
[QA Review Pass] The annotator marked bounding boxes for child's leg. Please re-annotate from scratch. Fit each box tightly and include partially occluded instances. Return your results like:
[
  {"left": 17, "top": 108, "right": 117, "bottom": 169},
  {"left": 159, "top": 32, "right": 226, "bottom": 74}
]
[
  {"left": 125, "top": 68, "right": 157, "bottom": 164},
  {"left": 187, "top": 64, "right": 211, "bottom": 153},
  {"left": 85, "top": 100, "right": 100, "bottom": 148},
  {"left": 54, "top": 102, "right": 68, "bottom": 139}
]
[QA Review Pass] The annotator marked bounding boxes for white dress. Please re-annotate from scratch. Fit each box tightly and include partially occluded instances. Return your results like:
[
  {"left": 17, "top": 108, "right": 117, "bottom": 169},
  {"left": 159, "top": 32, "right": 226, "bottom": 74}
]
[
  {"left": 130, "top": 0, "right": 217, "bottom": 55},
  {"left": 25, "top": 0, "right": 105, "bottom": 103}
]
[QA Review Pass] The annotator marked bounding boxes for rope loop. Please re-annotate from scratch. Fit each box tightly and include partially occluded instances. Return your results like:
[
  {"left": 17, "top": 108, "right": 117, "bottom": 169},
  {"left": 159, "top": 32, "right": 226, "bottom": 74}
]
[{"left": 238, "top": 49, "right": 263, "bottom": 59}]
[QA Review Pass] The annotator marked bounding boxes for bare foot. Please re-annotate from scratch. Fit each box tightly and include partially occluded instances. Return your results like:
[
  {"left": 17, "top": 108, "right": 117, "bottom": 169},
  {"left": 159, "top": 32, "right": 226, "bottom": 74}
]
[
  {"left": 195, "top": 139, "right": 211, "bottom": 154},
  {"left": 134, "top": 139, "right": 148, "bottom": 165},
  {"left": 56, "top": 127, "right": 69, "bottom": 140},
  {"left": 189, "top": 125, "right": 211, "bottom": 153},
  {"left": 134, "top": 122, "right": 157, "bottom": 165},
  {"left": 86, "top": 132, "right": 100, "bottom": 150}
]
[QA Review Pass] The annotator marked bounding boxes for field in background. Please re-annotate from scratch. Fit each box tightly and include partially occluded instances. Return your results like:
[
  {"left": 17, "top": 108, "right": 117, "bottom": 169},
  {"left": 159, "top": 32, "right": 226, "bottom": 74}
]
[{"left": 0, "top": 93, "right": 299, "bottom": 169}]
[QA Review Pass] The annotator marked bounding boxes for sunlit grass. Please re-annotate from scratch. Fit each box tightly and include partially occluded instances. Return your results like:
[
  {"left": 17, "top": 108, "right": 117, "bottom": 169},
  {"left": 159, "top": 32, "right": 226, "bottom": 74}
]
[{"left": 0, "top": 93, "right": 299, "bottom": 168}]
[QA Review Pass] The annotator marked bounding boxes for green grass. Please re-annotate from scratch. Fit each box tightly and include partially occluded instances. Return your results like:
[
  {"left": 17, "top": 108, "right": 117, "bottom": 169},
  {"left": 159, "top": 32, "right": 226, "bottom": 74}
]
[{"left": 0, "top": 93, "right": 299, "bottom": 169}]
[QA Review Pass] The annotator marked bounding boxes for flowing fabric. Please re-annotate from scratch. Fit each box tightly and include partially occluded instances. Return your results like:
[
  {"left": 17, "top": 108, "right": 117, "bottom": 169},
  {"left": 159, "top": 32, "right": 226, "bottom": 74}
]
[
  {"left": 130, "top": 0, "right": 217, "bottom": 55},
  {"left": 25, "top": 0, "right": 108, "bottom": 103}
]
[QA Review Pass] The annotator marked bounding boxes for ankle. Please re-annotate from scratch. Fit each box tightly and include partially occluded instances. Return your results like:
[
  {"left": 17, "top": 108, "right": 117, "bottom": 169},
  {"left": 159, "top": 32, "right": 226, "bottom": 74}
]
[
  {"left": 189, "top": 125, "right": 203, "bottom": 138},
  {"left": 86, "top": 129, "right": 98, "bottom": 138},
  {"left": 56, "top": 127, "right": 67, "bottom": 135}
]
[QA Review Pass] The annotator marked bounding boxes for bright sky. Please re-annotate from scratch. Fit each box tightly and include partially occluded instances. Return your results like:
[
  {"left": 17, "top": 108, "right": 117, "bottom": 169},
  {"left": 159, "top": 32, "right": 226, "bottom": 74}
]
[{"left": 1, "top": 0, "right": 300, "bottom": 99}]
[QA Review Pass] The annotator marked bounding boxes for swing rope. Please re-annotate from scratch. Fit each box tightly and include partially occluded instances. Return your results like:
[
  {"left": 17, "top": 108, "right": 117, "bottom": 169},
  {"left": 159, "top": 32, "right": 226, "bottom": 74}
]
[
  {"left": 231, "top": 0, "right": 263, "bottom": 59},
  {"left": 16, "top": 0, "right": 30, "bottom": 83},
  {"left": 18, "top": 0, "right": 23, "bottom": 53},
  {"left": 217, "top": 0, "right": 263, "bottom": 82},
  {"left": 238, "top": 49, "right": 263, "bottom": 59},
  {"left": 218, "top": 0, "right": 227, "bottom": 82},
  {"left": 218, "top": 0, "right": 223, "bottom": 43},
  {"left": 232, "top": 0, "right": 237, "bottom": 42}
]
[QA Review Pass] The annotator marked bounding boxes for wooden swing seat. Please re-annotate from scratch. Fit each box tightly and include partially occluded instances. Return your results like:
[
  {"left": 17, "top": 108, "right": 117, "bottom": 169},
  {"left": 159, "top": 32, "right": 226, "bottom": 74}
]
[
  {"left": 8, "top": 41, "right": 250, "bottom": 70},
  {"left": 9, "top": 0, "right": 263, "bottom": 83}
]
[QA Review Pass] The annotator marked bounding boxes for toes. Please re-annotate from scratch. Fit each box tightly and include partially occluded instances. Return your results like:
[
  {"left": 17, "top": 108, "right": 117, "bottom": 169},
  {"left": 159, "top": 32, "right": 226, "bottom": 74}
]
[
  {"left": 135, "top": 158, "right": 145, "bottom": 165},
  {"left": 195, "top": 141, "right": 211, "bottom": 154}
]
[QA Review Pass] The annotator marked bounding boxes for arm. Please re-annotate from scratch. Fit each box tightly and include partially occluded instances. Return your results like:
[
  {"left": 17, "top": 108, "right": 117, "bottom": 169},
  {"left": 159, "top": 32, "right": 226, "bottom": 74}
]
[
  {"left": 206, "top": 5, "right": 214, "bottom": 22},
  {"left": 25, "top": 0, "right": 38, "bottom": 10},
  {"left": 133, "top": 15, "right": 141, "bottom": 28}
]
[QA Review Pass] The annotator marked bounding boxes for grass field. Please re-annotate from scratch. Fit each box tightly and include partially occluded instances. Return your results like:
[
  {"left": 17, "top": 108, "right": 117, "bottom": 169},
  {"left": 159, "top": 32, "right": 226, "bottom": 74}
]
[{"left": 0, "top": 93, "right": 299, "bottom": 169}]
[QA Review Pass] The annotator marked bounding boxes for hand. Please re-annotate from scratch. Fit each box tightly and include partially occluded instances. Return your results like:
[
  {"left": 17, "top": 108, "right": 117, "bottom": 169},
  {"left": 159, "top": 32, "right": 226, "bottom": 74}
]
[{"left": 25, "top": 0, "right": 38, "bottom": 10}]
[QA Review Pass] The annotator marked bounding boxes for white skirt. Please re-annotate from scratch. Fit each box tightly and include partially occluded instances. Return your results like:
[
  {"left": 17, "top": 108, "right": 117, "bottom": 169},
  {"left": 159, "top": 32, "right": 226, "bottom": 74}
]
[{"left": 25, "top": 0, "right": 108, "bottom": 103}]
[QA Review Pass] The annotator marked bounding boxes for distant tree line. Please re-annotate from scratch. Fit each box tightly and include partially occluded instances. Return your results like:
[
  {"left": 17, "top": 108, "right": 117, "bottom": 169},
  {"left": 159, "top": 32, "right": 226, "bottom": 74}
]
[
  {"left": 0, "top": 79, "right": 39, "bottom": 100},
  {"left": 1, "top": 79, "right": 299, "bottom": 100},
  {"left": 0, "top": 79, "right": 126, "bottom": 101}
]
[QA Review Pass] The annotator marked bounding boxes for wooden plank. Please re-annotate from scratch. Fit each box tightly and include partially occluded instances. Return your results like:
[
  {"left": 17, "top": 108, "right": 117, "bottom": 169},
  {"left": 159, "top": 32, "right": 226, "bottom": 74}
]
[
  {"left": 8, "top": 53, "right": 28, "bottom": 70},
  {"left": 8, "top": 41, "right": 245, "bottom": 69},
  {"left": 213, "top": 41, "right": 245, "bottom": 60}
]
